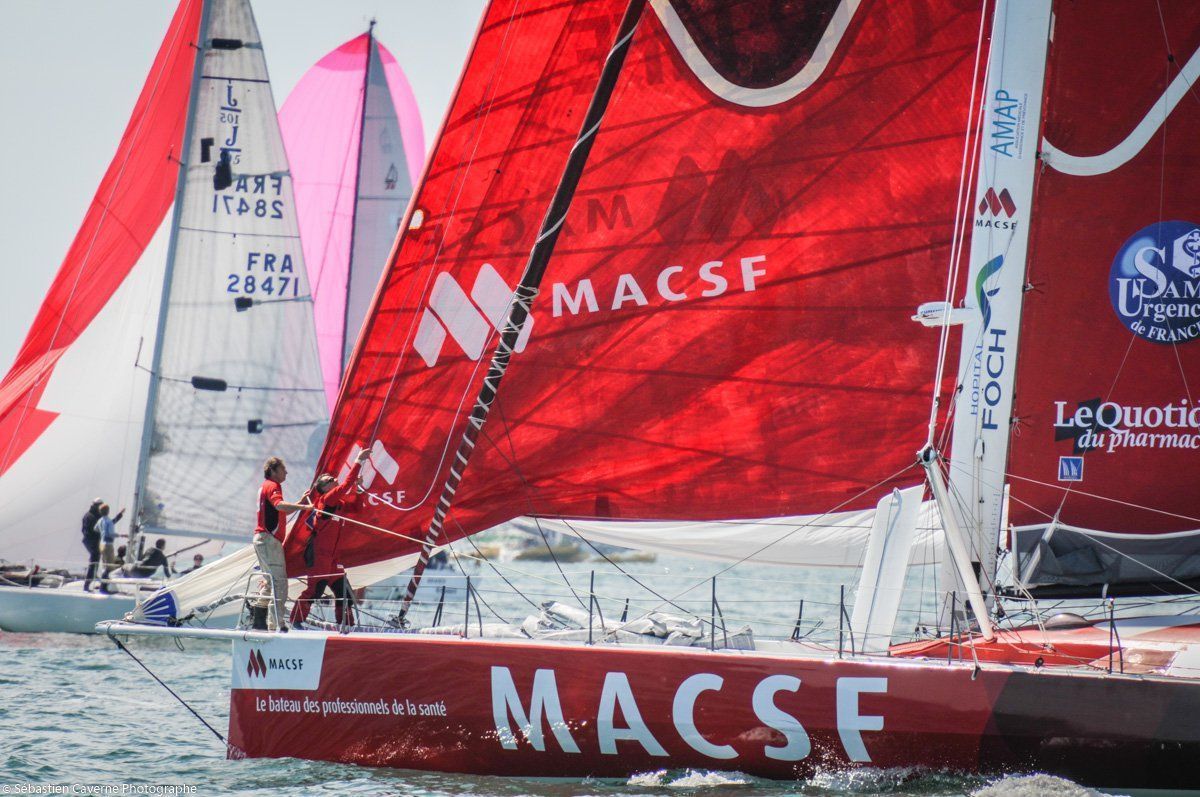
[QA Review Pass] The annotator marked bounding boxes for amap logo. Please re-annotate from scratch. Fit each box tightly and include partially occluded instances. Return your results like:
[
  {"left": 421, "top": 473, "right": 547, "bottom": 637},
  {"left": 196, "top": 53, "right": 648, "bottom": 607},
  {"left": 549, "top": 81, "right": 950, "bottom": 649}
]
[
  {"left": 1109, "top": 221, "right": 1200, "bottom": 344},
  {"left": 413, "top": 264, "right": 532, "bottom": 368}
]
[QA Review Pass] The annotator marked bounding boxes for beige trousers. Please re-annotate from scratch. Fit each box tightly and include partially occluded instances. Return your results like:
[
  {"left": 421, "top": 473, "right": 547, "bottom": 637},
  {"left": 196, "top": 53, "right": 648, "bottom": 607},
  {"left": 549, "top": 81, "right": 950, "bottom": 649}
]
[{"left": 253, "top": 532, "right": 289, "bottom": 630}]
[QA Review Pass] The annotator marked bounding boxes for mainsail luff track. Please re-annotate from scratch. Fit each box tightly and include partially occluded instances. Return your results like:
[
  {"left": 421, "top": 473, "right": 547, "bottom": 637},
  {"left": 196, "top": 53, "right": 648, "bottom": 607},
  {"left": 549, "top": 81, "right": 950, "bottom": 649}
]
[{"left": 397, "top": 0, "right": 648, "bottom": 620}]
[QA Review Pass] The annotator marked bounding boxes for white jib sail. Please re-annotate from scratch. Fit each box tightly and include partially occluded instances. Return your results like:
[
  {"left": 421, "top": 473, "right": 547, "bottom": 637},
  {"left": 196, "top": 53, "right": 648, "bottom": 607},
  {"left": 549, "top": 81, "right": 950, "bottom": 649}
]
[{"left": 137, "top": 0, "right": 327, "bottom": 540}]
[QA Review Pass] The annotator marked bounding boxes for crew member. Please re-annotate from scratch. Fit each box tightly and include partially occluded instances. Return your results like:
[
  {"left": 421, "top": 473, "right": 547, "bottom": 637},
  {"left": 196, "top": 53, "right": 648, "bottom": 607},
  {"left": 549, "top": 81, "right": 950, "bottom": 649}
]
[
  {"left": 95, "top": 503, "right": 125, "bottom": 593},
  {"left": 131, "top": 538, "right": 172, "bottom": 579},
  {"left": 288, "top": 448, "right": 370, "bottom": 628},
  {"left": 255, "top": 456, "right": 309, "bottom": 631},
  {"left": 81, "top": 498, "right": 104, "bottom": 592}
]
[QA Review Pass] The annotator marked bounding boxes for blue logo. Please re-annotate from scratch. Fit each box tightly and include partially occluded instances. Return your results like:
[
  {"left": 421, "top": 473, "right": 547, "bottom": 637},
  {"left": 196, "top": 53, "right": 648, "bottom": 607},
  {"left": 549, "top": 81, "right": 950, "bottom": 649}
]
[
  {"left": 976, "top": 255, "right": 1004, "bottom": 331},
  {"left": 1058, "top": 456, "right": 1084, "bottom": 482},
  {"left": 139, "top": 590, "right": 178, "bottom": 626},
  {"left": 1110, "top": 221, "right": 1200, "bottom": 344}
]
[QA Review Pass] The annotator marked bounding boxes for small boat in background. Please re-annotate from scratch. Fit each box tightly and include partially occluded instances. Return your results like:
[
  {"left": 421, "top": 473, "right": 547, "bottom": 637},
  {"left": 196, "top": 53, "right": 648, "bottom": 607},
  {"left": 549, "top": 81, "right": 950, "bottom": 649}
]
[
  {"left": 279, "top": 23, "right": 425, "bottom": 412},
  {"left": 0, "top": 0, "right": 329, "bottom": 632}
]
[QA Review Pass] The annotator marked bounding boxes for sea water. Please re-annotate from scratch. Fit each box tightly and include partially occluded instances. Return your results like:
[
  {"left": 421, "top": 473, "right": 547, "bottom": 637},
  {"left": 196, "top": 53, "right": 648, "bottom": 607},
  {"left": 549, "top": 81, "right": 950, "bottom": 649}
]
[{"left": 0, "top": 555, "right": 1120, "bottom": 796}]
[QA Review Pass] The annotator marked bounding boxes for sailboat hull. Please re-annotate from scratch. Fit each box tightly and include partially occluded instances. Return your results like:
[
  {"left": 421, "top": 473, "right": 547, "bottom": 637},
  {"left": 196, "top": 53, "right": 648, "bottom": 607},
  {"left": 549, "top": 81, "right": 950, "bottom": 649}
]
[
  {"left": 227, "top": 632, "right": 1200, "bottom": 790},
  {"left": 0, "top": 585, "right": 137, "bottom": 634}
]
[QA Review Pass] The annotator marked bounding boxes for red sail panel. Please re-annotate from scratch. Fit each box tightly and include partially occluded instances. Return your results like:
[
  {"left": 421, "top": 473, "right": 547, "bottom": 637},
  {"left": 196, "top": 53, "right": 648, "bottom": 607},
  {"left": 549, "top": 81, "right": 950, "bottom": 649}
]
[
  {"left": 0, "top": 0, "right": 201, "bottom": 476},
  {"left": 1008, "top": 1, "right": 1200, "bottom": 537},
  {"left": 305, "top": 0, "right": 983, "bottom": 570}
]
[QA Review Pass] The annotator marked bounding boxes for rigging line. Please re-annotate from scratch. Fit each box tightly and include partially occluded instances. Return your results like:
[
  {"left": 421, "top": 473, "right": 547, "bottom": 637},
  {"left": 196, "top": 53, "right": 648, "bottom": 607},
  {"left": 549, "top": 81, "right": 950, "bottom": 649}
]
[
  {"left": 993, "top": 464, "right": 1200, "bottom": 526},
  {"left": 614, "top": 462, "right": 924, "bottom": 636},
  {"left": 440, "top": 538, "right": 510, "bottom": 623},
  {"left": 446, "top": 516, "right": 540, "bottom": 613},
  {"left": 1151, "top": 1, "right": 1196, "bottom": 408},
  {"left": 340, "top": 25, "right": 377, "bottom": 380},
  {"left": 481, "top": 396, "right": 734, "bottom": 622},
  {"left": 106, "top": 633, "right": 226, "bottom": 745},
  {"left": 0, "top": 0, "right": 199, "bottom": 476},
  {"left": 927, "top": 0, "right": 992, "bottom": 448},
  {"left": 131, "top": 364, "right": 325, "bottom": 393},
  {"left": 484, "top": 397, "right": 589, "bottom": 610},
  {"left": 300, "top": 504, "right": 659, "bottom": 610},
  {"left": 1046, "top": 327, "right": 1147, "bottom": 524},
  {"left": 942, "top": 458, "right": 1001, "bottom": 599}
]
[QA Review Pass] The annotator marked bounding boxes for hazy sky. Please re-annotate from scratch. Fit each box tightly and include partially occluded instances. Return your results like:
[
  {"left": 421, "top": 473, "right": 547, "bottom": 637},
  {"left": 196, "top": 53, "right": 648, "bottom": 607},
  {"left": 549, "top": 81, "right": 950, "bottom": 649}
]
[{"left": 0, "top": 0, "right": 486, "bottom": 371}]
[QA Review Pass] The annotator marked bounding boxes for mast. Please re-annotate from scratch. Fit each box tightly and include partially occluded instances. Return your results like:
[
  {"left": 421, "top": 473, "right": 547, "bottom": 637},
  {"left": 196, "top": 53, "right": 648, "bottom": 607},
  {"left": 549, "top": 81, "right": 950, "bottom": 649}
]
[
  {"left": 396, "top": 0, "right": 648, "bottom": 620},
  {"left": 340, "top": 20, "right": 376, "bottom": 378},
  {"left": 940, "top": 0, "right": 1053, "bottom": 616},
  {"left": 130, "top": 0, "right": 213, "bottom": 554}
]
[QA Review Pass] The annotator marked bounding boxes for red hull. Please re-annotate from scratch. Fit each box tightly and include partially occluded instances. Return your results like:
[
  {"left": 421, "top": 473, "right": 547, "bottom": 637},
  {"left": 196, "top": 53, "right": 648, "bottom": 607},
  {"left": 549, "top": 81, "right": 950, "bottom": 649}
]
[{"left": 228, "top": 632, "right": 1200, "bottom": 789}]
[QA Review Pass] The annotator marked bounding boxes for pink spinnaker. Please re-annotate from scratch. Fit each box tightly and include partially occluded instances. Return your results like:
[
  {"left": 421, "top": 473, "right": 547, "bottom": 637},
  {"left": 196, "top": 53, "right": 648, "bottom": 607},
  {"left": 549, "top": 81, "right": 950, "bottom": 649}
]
[{"left": 280, "top": 33, "right": 424, "bottom": 410}]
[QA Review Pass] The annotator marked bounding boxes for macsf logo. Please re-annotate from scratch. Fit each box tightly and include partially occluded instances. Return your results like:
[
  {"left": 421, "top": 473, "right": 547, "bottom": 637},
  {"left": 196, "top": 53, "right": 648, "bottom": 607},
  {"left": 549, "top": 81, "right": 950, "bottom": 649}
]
[
  {"left": 413, "top": 263, "right": 533, "bottom": 368},
  {"left": 340, "top": 441, "right": 400, "bottom": 490},
  {"left": 246, "top": 649, "right": 267, "bottom": 678},
  {"left": 977, "top": 188, "right": 1016, "bottom": 218}
]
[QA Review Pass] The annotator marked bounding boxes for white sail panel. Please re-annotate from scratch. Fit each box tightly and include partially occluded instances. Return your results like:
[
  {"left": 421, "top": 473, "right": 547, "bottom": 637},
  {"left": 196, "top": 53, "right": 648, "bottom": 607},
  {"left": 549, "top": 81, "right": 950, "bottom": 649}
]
[
  {"left": 342, "top": 39, "right": 414, "bottom": 366},
  {"left": 507, "top": 500, "right": 944, "bottom": 569},
  {"left": 0, "top": 229, "right": 167, "bottom": 565},
  {"left": 138, "top": 0, "right": 327, "bottom": 537}
]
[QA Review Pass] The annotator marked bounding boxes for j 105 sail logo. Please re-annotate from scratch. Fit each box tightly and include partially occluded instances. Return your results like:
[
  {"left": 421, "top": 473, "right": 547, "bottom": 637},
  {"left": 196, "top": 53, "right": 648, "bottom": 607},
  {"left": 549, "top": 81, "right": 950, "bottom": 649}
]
[{"left": 1110, "top": 222, "right": 1200, "bottom": 344}]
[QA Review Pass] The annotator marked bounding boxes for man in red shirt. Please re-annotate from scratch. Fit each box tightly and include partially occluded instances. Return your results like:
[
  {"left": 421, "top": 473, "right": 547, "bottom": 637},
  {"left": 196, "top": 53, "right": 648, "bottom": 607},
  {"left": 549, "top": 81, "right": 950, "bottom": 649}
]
[
  {"left": 288, "top": 448, "right": 370, "bottom": 628},
  {"left": 254, "top": 456, "right": 309, "bottom": 631}
]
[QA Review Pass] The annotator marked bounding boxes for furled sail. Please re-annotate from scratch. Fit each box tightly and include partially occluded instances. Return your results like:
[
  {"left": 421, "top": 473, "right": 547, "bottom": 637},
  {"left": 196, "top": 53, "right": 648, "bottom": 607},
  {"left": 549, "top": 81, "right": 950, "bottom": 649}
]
[
  {"left": 1003, "top": 2, "right": 1200, "bottom": 592},
  {"left": 280, "top": 31, "right": 425, "bottom": 411},
  {"left": 135, "top": 0, "right": 328, "bottom": 539},
  {"left": 293, "top": 0, "right": 984, "bottom": 572},
  {"left": 0, "top": 0, "right": 203, "bottom": 564}
]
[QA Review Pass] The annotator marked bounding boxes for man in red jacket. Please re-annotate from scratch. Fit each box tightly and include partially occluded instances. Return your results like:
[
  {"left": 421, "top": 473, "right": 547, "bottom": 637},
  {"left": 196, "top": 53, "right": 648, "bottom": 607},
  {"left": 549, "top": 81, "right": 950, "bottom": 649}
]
[
  {"left": 288, "top": 448, "right": 370, "bottom": 628},
  {"left": 255, "top": 456, "right": 310, "bottom": 631}
]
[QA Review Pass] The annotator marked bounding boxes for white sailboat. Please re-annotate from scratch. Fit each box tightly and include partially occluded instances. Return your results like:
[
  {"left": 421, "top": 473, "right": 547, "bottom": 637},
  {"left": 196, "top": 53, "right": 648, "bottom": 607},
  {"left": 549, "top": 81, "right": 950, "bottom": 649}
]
[{"left": 0, "top": 0, "right": 327, "bottom": 633}]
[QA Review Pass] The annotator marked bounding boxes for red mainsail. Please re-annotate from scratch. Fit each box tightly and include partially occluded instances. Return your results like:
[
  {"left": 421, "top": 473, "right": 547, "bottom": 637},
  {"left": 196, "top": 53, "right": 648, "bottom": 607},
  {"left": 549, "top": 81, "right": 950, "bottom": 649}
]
[
  {"left": 0, "top": 0, "right": 202, "bottom": 477},
  {"left": 1006, "top": 2, "right": 1200, "bottom": 589},
  {"left": 303, "top": 0, "right": 984, "bottom": 570}
]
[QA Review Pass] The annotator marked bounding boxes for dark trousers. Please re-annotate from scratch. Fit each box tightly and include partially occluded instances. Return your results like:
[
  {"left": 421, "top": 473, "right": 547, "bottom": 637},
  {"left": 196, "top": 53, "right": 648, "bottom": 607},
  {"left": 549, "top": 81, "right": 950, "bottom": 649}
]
[
  {"left": 290, "top": 576, "right": 354, "bottom": 626},
  {"left": 82, "top": 537, "right": 100, "bottom": 590}
]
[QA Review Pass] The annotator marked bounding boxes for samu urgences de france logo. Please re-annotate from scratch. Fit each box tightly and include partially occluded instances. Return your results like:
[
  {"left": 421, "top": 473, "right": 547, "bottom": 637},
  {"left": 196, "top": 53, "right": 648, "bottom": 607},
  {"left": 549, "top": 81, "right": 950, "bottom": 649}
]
[{"left": 1110, "top": 221, "right": 1200, "bottom": 344}]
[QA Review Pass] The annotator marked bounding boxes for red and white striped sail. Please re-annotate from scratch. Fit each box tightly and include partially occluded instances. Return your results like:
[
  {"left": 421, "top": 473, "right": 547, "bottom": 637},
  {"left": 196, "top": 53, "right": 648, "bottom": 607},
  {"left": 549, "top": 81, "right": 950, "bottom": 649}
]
[
  {"left": 0, "top": 0, "right": 202, "bottom": 564},
  {"left": 280, "top": 32, "right": 425, "bottom": 411},
  {"left": 0, "top": 0, "right": 328, "bottom": 562},
  {"left": 1002, "top": 2, "right": 1200, "bottom": 590},
  {"left": 294, "top": 0, "right": 984, "bottom": 571}
]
